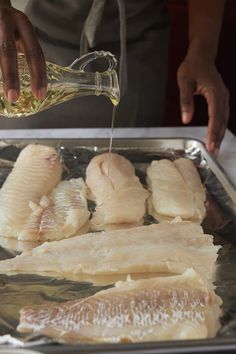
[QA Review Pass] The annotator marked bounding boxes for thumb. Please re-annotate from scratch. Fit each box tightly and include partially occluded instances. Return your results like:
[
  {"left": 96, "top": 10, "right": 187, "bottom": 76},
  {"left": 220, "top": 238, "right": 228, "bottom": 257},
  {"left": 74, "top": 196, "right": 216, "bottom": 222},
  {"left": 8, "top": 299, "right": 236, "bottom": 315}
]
[{"left": 177, "top": 76, "right": 195, "bottom": 124}]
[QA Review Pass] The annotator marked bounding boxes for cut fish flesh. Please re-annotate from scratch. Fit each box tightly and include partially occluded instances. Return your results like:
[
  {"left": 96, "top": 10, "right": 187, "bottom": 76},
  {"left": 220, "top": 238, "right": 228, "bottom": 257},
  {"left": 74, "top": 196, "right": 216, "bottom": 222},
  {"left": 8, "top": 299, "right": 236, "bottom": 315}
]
[
  {"left": 0, "top": 221, "right": 220, "bottom": 282},
  {"left": 86, "top": 153, "right": 148, "bottom": 230},
  {"left": 0, "top": 144, "right": 62, "bottom": 241},
  {"left": 147, "top": 158, "right": 206, "bottom": 223},
  {"left": 0, "top": 145, "right": 90, "bottom": 244},
  {"left": 0, "top": 235, "right": 40, "bottom": 253},
  {"left": 18, "top": 178, "right": 90, "bottom": 241},
  {"left": 17, "top": 269, "right": 222, "bottom": 343}
]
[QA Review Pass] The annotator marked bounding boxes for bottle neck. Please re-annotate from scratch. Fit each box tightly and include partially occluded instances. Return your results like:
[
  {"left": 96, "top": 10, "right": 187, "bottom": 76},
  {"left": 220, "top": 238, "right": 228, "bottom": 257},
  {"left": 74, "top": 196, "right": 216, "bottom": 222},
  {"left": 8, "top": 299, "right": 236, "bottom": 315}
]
[{"left": 48, "top": 67, "right": 120, "bottom": 106}]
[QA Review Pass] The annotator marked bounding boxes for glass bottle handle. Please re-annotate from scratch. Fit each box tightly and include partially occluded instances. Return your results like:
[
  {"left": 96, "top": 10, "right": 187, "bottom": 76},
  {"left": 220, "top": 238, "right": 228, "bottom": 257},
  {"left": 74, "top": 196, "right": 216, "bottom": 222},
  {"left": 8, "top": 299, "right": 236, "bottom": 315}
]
[{"left": 69, "top": 51, "right": 117, "bottom": 72}]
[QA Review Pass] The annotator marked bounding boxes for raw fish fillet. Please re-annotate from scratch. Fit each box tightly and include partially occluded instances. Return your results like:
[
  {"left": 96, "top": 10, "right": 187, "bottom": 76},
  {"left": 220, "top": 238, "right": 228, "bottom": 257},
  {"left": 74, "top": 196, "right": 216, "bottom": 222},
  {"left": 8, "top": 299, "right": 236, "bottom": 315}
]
[
  {"left": 86, "top": 153, "right": 148, "bottom": 230},
  {"left": 147, "top": 158, "right": 206, "bottom": 223},
  {"left": 0, "top": 221, "right": 220, "bottom": 282},
  {"left": 0, "top": 144, "right": 62, "bottom": 241},
  {"left": 17, "top": 269, "right": 222, "bottom": 343},
  {"left": 174, "top": 158, "right": 206, "bottom": 217},
  {"left": 0, "top": 235, "right": 40, "bottom": 253},
  {"left": 19, "top": 178, "right": 90, "bottom": 241}
]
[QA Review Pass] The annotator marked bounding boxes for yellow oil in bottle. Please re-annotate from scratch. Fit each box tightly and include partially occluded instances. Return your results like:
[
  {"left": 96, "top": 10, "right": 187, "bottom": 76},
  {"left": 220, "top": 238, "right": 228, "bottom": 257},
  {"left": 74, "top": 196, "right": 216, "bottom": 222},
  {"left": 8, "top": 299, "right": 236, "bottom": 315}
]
[
  {"left": 0, "top": 86, "right": 80, "bottom": 118},
  {"left": 0, "top": 53, "right": 120, "bottom": 118}
]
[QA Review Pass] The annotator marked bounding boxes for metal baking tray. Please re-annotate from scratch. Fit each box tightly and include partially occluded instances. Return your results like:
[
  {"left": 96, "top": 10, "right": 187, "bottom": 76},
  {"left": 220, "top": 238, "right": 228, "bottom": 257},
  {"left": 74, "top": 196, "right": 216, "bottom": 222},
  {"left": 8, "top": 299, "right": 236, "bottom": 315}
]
[{"left": 0, "top": 137, "right": 236, "bottom": 354}]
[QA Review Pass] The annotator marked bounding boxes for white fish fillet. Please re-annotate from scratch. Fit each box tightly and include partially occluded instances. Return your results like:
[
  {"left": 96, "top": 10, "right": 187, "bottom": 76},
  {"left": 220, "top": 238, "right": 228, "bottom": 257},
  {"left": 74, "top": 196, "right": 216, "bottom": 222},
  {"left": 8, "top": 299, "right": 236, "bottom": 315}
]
[
  {"left": 147, "top": 158, "right": 206, "bottom": 223},
  {"left": 18, "top": 178, "right": 90, "bottom": 241},
  {"left": 17, "top": 269, "right": 222, "bottom": 343},
  {"left": 0, "top": 144, "right": 62, "bottom": 241},
  {"left": 0, "top": 221, "right": 220, "bottom": 282},
  {"left": 86, "top": 153, "right": 148, "bottom": 230},
  {"left": 0, "top": 236, "right": 40, "bottom": 253}
]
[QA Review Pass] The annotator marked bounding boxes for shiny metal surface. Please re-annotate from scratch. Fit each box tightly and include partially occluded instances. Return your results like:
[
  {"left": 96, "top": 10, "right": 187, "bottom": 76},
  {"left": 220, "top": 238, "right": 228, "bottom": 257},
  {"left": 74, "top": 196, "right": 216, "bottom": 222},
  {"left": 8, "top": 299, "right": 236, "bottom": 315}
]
[{"left": 0, "top": 138, "right": 236, "bottom": 353}]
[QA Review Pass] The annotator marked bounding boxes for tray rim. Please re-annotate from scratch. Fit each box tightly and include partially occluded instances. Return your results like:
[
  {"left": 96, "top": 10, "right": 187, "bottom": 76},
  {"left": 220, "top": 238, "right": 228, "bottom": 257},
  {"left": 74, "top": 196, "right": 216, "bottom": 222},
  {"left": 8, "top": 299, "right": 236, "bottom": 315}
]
[
  {"left": 2, "top": 336, "right": 236, "bottom": 354},
  {"left": 1, "top": 136, "right": 235, "bottom": 202},
  {"left": 0, "top": 136, "right": 236, "bottom": 354}
]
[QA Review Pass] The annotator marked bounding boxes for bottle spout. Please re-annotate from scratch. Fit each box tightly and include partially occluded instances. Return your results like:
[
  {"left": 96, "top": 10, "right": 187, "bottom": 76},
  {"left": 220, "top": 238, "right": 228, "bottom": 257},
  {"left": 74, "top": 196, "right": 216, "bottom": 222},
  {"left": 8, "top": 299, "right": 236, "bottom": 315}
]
[
  {"left": 95, "top": 70, "right": 120, "bottom": 106},
  {"left": 69, "top": 51, "right": 120, "bottom": 106}
]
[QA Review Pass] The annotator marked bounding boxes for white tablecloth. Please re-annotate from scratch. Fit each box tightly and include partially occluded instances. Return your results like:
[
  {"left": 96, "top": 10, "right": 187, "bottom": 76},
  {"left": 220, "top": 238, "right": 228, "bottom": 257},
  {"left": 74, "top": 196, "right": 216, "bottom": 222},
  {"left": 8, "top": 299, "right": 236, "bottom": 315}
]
[{"left": 0, "top": 126, "right": 235, "bottom": 187}]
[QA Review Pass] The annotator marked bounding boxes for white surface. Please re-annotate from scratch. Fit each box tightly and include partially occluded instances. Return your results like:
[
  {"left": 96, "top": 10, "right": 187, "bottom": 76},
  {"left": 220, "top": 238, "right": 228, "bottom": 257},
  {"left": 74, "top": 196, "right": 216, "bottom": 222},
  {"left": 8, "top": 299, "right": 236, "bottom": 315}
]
[
  {"left": 11, "top": 0, "right": 28, "bottom": 11},
  {"left": 1, "top": 350, "right": 43, "bottom": 354},
  {"left": 0, "top": 126, "right": 235, "bottom": 187}
]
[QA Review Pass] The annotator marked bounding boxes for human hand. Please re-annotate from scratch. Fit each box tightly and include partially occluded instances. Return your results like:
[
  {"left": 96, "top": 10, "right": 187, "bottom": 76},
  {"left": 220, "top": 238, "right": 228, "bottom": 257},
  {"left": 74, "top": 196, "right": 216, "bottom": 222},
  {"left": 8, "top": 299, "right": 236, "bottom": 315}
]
[
  {"left": 0, "top": 0, "right": 47, "bottom": 102},
  {"left": 177, "top": 52, "right": 229, "bottom": 156}
]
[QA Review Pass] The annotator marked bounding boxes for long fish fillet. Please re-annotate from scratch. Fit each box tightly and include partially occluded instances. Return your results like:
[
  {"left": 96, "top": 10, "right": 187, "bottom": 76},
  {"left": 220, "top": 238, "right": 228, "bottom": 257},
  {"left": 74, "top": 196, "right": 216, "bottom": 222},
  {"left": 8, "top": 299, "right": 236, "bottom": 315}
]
[
  {"left": 0, "top": 221, "right": 220, "bottom": 281},
  {"left": 18, "top": 178, "right": 90, "bottom": 241},
  {"left": 0, "top": 144, "right": 62, "bottom": 241},
  {"left": 147, "top": 158, "right": 206, "bottom": 223},
  {"left": 17, "top": 269, "right": 222, "bottom": 343},
  {"left": 86, "top": 153, "right": 148, "bottom": 230}
]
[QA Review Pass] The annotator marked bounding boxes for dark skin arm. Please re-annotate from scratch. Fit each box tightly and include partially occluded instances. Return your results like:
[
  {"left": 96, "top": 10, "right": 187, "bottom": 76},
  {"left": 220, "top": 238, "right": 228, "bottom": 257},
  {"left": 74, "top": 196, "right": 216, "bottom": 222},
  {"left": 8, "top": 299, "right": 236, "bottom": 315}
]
[
  {"left": 0, "top": 0, "right": 47, "bottom": 101},
  {"left": 177, "top": 0, "right": 229, "bottom": 156},
  {"left": 0, "top": 0, "right": 228, "bottom": 154}
]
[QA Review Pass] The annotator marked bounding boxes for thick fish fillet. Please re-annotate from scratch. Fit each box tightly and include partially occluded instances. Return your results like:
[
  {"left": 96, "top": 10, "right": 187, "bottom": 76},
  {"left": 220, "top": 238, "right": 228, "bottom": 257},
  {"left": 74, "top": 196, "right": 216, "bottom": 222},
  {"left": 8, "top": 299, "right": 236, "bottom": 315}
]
[
  {"left": 19, "top": 178, "right": 90, "bottom": 241},
  {"left": 0, "top": 221, "right": 220, "bottom": 281},
  {"left": 174, "top": 158, "right": 206, "bottom": 219},
  {"left": 17, "top": 269, "right": 222, "bottom": 343},
  {"left": 147, "top": 158, "right": 206, "bottom": 223},
  {"left": 0, "top": 144, "right": 62, "bottom": 241},
  {"left": 86, "top": 153, "right": 148, "bottom": 230}
]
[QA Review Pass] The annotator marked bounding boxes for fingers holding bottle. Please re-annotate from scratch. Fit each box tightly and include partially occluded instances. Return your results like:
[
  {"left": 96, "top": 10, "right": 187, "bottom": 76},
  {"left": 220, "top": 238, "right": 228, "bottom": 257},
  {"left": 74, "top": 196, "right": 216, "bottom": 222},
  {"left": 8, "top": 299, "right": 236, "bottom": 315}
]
[
  {"left": 0, "top": 2, "right": 47, "bottom": 102},
  {"left": 0, "top": 4, "right": 19, "bottom": 102},
  {"left": 13, "top": 11, "right": 47, "bottom": 100}
]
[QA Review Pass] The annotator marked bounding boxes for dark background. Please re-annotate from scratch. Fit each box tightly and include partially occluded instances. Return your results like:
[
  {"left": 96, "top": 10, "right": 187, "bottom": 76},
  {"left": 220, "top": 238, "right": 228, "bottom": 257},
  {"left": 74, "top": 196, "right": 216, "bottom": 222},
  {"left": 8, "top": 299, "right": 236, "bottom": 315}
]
[{"left": 165, "top": 0, "right": 236, "bottom": 135}]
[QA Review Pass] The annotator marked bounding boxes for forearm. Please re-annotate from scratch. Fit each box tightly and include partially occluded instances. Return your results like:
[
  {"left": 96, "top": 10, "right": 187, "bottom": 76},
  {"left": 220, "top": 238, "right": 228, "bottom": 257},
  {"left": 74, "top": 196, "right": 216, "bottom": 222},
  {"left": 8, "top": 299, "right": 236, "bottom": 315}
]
[{"left": 187, "top": 0, "right": 225, "bottom": 60}]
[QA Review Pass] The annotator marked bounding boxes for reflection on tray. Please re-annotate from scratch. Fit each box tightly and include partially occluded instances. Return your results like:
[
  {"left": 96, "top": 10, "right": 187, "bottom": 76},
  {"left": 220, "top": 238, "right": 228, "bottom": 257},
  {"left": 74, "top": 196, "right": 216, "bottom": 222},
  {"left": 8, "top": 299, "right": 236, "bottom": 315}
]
[{"left": 0, "top": 139, "right": 235, "bottom": 350}]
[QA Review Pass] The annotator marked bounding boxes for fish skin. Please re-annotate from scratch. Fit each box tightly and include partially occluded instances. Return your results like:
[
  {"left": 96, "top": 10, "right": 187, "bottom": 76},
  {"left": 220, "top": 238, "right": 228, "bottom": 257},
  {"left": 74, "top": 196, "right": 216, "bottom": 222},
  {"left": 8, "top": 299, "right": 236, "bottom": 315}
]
[
  {"left": 18, "top": 178, "right": 90, "bottom": 242},
  {"left": 0, "top": 144, "right": 62, "bottom": 241},
  {"left": 86, "top": 153, "right": 148, "bottom": 230},
  {"left": 147, "top": 158, "right": 206, "bottom": 223},
  {"left": 17, "top": 269, "right": 222, "bottom": 343},
  {"left": 0, "top": 221, "right": 220, "bottom": 282}
]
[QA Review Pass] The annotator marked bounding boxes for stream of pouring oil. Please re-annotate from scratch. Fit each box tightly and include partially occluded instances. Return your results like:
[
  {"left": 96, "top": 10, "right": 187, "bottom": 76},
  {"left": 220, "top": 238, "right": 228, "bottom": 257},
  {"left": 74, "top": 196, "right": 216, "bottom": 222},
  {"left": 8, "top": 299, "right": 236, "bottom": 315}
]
[{"left": 107, "top": 106, "right": 117, "bottom": 177}]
